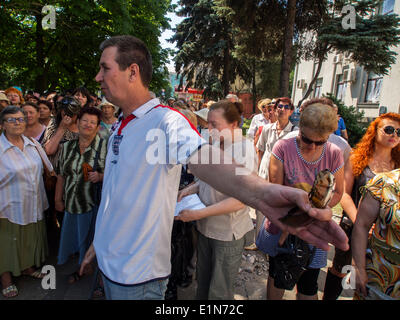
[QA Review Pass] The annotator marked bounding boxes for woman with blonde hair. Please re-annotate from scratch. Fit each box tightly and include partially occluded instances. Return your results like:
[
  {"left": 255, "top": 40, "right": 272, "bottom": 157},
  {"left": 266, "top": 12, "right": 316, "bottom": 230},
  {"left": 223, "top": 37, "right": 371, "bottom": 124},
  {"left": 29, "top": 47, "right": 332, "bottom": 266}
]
[
  {"left": 259, "top": 102, "right": 344, "bottom": 300},
  {"left": 247, "top": 98, "right": 275, "bottom": 140},
  {"left": 323, "top": 112, "right": 400, "bottom": 300}
]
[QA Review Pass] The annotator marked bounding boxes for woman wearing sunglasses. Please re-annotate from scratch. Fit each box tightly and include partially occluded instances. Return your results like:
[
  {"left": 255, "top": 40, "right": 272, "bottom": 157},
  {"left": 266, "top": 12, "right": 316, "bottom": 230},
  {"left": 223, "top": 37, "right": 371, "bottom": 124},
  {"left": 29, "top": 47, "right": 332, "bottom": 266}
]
[
  {"left": 323, "top": 112, "right": 400, "bottom": 300},
  {"left": 0, "top": 106, "right": 52, "bottom": 298},
  {"left": 262, "top": 102, "right": 344, "bottom": 300},
  {"left": 253, "top": 97, "right": 296, "bottom": 238},
  {"left": 247, "top": 98, "right": 275, "bottom": 140}
]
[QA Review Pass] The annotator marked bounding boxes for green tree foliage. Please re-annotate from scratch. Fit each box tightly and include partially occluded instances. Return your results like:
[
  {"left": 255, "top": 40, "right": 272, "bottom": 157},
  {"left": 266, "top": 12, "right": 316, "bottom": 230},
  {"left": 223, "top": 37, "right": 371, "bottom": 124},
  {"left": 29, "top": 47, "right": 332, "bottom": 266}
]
[
  {"left": 170, "top": 0, "right": 252, "bottom": 100},
  {"left": 217, "top": 0, "right": 329, "bottom": 98},
  {"left": 325, "top": 93, "right": 367, "bottom": 147},
  {"left": 0, "top": 0, "right": 173, "bottom": 94}
]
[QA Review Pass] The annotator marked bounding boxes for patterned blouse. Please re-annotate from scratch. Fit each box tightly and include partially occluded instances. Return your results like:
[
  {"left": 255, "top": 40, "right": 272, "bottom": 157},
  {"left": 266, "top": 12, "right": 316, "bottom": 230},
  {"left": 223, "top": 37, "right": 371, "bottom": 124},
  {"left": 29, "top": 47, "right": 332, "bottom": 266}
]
[
  {"left": 56, "top": 135, "right": 107, "bottom": 214},
  {"left": 361, "top": 168, "right": 400, "bottom": 299},
  {"left": 41, "top": 118, "right": 79, "bottom": 168}
]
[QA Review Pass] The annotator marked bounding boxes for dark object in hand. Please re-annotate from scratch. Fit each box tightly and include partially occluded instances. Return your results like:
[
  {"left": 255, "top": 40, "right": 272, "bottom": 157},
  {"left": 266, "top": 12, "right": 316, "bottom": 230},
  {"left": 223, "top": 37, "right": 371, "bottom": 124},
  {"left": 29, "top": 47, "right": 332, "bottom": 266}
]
[
  {"left": 279, "top": 169, "right": 336, "bottom": 228},
  {"left": 82, "top": 163, "right": 93, "bottom": 182}
]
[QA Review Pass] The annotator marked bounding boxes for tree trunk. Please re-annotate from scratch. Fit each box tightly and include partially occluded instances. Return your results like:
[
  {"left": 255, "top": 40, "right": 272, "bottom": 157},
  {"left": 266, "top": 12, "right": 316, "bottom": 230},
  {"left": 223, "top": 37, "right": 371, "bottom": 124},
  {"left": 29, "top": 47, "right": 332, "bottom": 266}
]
[
  {"left": 252, "top": 58, "right": 257, "bottom": 113},
  {"left": 296, "top": 44, "right": 330, "bottom": 108},
  {"left": 222, "top": 46, "right": 230, "bottom": 97},
  {"left": 35, "top": 13, "right": 46, "bottom": 92},
  {"left": 279, "top": 0, "right": 296, "bottom": 97}
]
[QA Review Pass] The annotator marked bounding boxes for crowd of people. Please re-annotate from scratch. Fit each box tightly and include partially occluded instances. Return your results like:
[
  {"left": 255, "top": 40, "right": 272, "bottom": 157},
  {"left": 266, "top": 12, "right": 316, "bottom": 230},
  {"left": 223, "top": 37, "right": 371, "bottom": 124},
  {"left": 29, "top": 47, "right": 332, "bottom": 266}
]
[{"left": 0, "top": 34, "right": 398, "bottom": 301}]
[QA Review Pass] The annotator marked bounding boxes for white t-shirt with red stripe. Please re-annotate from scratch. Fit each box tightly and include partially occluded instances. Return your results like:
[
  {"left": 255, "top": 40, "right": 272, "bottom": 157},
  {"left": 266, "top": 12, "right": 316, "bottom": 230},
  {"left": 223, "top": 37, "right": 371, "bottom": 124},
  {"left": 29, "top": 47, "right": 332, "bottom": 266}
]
[{"left": 94, "top": 98, "right": 206, "bottom": 285}]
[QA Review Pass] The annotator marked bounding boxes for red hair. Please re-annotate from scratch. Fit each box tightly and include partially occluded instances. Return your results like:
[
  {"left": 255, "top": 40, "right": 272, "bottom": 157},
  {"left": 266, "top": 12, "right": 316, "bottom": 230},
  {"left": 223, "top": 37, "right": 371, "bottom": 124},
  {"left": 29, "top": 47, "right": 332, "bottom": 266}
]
[{"left": 351, "top": 113, "right": 400, "bottom": 177}]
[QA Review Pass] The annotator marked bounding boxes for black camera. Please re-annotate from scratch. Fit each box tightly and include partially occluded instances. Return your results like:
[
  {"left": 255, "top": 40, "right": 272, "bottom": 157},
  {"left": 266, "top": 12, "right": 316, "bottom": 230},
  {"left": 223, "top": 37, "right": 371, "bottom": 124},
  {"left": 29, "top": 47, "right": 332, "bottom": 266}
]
[{"left": 57, "top": 96, "right": 81, "bottom": 117}]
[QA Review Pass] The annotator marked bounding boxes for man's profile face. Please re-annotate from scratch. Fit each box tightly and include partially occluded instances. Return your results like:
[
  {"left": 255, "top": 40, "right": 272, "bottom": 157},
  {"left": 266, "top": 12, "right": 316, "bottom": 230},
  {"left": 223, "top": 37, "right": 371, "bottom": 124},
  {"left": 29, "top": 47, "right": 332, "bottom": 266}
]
[{"left": 95, "top": 46, "right": 130, "bottom": 106}]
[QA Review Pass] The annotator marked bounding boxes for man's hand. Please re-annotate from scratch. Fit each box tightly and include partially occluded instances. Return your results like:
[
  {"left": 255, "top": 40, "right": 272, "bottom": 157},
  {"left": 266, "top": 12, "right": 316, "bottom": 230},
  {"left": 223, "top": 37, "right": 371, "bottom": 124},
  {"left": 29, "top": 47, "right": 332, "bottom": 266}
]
[
  {"left": 79, "top": 243, "right": 96, "bottom": 276},
  {"left": 254, "top": 183, "right": 349, "bottom": 251}
]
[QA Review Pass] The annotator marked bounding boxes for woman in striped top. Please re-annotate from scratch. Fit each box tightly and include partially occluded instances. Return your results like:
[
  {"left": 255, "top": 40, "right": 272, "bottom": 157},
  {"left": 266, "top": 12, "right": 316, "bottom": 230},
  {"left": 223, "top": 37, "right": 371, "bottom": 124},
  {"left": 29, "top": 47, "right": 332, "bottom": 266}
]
[{"left": 55, "top": 107, "right": 107, "bottom": 284}]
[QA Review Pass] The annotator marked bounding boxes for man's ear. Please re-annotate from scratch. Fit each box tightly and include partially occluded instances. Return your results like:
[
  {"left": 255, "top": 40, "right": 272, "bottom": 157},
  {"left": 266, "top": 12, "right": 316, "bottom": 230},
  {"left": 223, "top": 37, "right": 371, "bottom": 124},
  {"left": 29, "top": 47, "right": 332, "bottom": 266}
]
[{"left": 129, "top": 64, "right": 139, "bottom": 81}]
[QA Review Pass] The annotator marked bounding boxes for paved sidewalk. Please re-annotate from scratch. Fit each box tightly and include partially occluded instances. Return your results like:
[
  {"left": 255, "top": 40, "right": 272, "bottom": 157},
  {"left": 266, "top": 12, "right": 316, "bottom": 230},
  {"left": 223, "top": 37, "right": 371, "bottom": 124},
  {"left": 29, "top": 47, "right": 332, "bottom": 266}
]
[{"left": 1, "top": 210, "right": 353, "bottom": 300}]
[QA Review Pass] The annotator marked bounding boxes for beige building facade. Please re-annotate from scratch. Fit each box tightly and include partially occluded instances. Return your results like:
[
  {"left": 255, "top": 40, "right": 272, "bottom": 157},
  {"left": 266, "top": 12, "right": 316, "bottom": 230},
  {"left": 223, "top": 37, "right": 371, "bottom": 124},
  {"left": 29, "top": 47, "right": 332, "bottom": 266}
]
[{"left": 291, "top": 0, "right": 400, "bottom": 120}]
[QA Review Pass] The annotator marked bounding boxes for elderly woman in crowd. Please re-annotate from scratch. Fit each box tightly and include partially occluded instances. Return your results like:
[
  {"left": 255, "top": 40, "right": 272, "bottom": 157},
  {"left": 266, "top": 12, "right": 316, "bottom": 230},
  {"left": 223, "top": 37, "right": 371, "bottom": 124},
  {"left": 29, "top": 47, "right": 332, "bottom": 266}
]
[
  {"left": 259, "top": 101, "right": 344, "bottom": 300},
  {"left": 42, "top": 96, "right": 81, "bottom": 166},
  {"left": 323, "top": 112, "right": 400, "bottom": 300},
  {"left": 176, "top": 100, "right": 258, "bottom": 300},
  {"left": 5, "top": 87, "right": 24, "bottom": 107},
  {"left": 247, "top": 98, "right": 274, "bottom": 140},
  {"left": 73, "top": 87, "right": 92, "bottom": 109},
  {"left": 353, "top": 168, "right": 400, "bottom": 300},
  {"left": 0, "top": 106, "right": 51, "bottom": 298},
  {"left": 98, "top": 98, "right": 118, "bottom": 140},
  {"left": 38, "top": 99, "right": 54, "bottom": 128},
  {"left": 253, "top": 97, "right": 297, "bottom": 238},
  {"left": 55, "top": 107, "right": 107, "bottom": 284},
  {"left": 22, "top": 102, "right": 47, "bottom": 143}
]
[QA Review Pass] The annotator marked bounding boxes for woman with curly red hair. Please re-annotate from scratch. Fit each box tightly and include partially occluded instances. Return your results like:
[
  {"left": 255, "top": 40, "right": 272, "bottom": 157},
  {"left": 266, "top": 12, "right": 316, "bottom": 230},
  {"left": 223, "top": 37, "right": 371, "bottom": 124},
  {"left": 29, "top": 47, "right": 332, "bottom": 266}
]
[{"left": 323, "top": 112, "right": 400, "bottom": 300}]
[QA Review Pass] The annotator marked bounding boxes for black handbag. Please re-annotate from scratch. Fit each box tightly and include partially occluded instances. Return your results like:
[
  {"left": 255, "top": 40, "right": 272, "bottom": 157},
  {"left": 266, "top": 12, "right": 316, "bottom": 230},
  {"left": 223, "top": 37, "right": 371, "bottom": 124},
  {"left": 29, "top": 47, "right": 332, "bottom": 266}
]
[
  {"left": 92, "top": 138, "right": 103, "bottom": 206},
  {"left": 272, "top": 234, "right": 316, "bottom": 290}
]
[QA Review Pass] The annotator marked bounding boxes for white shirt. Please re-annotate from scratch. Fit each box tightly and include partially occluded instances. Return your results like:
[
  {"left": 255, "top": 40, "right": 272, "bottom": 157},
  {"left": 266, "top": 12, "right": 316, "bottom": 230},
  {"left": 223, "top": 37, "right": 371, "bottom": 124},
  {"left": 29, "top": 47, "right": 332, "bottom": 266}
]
[
  {"left": 256, "top": 122, "right": 296, "bottom": 180},
  {"left": 0, "top": 133, "right": 49, "bottom": 225},
  {"left": 196, "top": 138, "right": 258, "bottom": 241},
  {"left": 94, "top": 99, "right": 206, "bottom": 285},
  {"left": 283, "top": 131, "right": 352, "bottom": 163},
  {"left": 247, "top": 113, "right": 269, "bottom": 139}
]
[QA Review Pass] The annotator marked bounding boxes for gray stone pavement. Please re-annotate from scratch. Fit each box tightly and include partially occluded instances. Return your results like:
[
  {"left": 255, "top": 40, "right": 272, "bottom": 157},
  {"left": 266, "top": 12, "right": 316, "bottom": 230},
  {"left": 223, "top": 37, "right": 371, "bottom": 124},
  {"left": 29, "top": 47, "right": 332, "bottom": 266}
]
[{"left": 1, "top": 210, "right": 354, "bottom": 300}]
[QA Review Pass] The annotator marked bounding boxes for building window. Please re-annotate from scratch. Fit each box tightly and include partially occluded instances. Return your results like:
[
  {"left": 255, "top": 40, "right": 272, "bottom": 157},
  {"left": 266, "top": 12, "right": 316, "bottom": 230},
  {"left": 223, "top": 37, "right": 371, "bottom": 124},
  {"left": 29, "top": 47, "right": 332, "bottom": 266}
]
[
  {"left": 314, "top": 78, "right": 323, "bottom": 98},
  {"left": 336, "top": 74, "right": 347, "bottom": 102},
  {"left": 365, "top": 74, "right": 383, "bottom": 103},
  {"left": 381, "top": 0, "right": 395, "bottom": 15}
]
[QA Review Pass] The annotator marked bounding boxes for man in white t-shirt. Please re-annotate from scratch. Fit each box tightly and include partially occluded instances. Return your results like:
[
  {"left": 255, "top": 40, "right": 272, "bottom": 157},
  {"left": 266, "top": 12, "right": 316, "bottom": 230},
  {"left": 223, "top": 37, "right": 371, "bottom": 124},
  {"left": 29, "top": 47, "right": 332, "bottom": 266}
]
[{"left": 79, "top": 35, "right": 349, "bottom": 300}]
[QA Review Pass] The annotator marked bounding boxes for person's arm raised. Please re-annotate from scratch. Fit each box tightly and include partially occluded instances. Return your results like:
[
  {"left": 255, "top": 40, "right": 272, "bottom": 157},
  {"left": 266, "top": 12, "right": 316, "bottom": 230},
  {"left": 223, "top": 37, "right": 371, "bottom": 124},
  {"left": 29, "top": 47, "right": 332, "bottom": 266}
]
[{"left": 188, "top": 144, "right": 349, "bottom": 251}]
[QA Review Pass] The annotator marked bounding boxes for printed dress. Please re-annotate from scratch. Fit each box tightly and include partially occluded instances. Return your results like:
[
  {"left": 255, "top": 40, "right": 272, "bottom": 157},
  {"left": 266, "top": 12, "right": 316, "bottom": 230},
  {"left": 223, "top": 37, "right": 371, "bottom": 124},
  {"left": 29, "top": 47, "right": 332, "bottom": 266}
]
[{"left": 361, "top": 169, "right": 400, "bottom": 299}]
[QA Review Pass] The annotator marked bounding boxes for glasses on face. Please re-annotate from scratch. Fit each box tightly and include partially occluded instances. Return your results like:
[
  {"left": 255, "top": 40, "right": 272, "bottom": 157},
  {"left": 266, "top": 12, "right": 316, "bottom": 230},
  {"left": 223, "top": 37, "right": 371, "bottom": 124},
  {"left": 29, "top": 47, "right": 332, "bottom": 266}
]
[
  {"left": 277, "top": 104, "right": 291, "bottom": 110},
  {"left": 300, "top": 133, "right": 326, "bottom": 146},
  {"left": 7, "top": 94, "right": 19, "bottom": 99},
  {"left": 4, "top": 117, "right": 26, "bottom": 124},
  {"left": 381, "top": 125, "right": 400, "bottom": 138}
]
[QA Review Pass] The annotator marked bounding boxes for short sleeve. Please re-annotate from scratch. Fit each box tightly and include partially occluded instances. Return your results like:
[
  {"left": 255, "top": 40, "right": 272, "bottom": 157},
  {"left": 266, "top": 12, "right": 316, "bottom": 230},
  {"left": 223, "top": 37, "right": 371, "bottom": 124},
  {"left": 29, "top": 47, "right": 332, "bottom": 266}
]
[
  {"left": 165, "top": 112, "right": 207, "bottom": 165},
  {"left": 339, "top": 117, "right": 346, "bottom": 130},
  {"left": 247, "top": 116, "right": 258, "bottom": 139},
  {"left": 271, "top": 139, "right": 286, "bottom": 163},
  {"left": 256, "top": 126, "right": 267, "bottom": 152},
  {"left": 329, "top": 144, "right": 344, "bottom": 174},
  {"left": 362, "top": 171, "right": 399, "bottom": 209}
]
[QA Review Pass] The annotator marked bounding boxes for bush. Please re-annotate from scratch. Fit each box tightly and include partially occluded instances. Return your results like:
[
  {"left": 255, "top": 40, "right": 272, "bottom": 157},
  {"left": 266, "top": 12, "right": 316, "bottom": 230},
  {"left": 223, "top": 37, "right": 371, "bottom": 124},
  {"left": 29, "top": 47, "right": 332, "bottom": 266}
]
[{"left": 324, "top": 94, "right": 368, "bottom": 147}]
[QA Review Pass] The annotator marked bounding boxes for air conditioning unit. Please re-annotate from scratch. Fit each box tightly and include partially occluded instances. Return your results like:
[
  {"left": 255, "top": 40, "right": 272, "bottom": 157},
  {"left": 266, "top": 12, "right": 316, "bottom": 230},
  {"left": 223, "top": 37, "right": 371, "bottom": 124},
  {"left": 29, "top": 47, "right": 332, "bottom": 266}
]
[
  {"left": 333, "top": 54, "right": 343, "bottom": 64},
  {"left": 297, "top": 79, "right": 306, "bottom": 89},
  {"left": 349, "top": 68, "right": 357, "bottom": 82}
]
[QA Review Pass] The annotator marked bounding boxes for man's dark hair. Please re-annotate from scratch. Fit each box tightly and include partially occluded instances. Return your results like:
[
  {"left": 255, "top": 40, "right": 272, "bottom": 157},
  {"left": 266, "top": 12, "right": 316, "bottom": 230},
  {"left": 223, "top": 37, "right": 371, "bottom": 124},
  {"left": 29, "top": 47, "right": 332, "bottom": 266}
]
[
  {"left": 78, "top": 106, "right": 102, "bottom": 126},
  {"left": 99, "top": 35, "right": 153, "bottom": 88}
]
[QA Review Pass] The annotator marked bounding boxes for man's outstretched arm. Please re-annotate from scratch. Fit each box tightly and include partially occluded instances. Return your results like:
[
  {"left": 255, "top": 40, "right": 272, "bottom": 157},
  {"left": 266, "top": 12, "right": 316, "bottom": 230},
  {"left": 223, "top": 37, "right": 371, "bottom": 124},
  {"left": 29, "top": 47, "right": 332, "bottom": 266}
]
[{"left": 188, "top": 144, "right": 349, "bottom": 251}]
